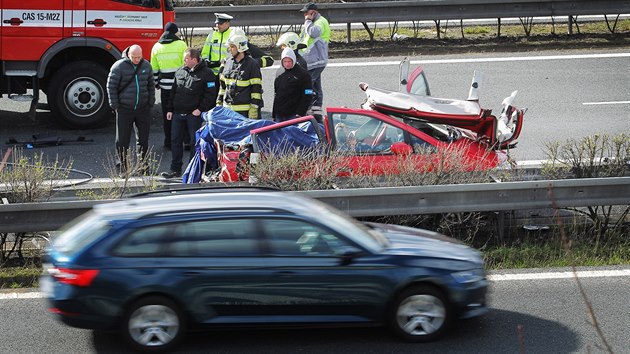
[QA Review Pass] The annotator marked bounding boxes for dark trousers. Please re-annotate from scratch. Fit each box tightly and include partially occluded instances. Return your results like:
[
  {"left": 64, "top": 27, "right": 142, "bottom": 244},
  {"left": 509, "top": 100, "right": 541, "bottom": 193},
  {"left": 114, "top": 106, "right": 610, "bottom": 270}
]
[
  {"left": 169, "top": 113, "right": 202, "bottom": 173},
  {"left": 160, "top": 89, "right": 172, "bottom": 146},
  {"left": 308, "top": 66, "right": 325, "bottom": 108},
  {"left": 115, "top": 106, "right": 151, "bottom": 171}
]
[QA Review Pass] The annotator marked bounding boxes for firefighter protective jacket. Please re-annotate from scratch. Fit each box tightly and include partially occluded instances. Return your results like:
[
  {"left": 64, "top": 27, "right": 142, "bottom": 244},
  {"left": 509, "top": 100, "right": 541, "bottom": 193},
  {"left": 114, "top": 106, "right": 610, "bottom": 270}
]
[
  {"left": 217, "top": 55, "right": 262, "bottom": 119},
  {"left": 150, "top": 34, "right": 188, "bottom": 90}
]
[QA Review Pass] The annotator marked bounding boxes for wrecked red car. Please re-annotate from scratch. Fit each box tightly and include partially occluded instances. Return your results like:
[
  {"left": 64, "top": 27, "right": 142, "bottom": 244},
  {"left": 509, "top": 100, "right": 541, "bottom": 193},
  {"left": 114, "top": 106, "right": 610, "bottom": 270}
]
[{"left": 182, "top": 59, "right": 524, "bottom": 183}]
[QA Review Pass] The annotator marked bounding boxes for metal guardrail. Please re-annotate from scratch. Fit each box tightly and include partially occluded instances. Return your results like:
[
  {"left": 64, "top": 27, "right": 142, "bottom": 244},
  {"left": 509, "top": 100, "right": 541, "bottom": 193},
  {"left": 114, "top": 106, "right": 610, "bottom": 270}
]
[
  {"left": 0, "top": 177, "right": 628, "bottom": 233},
  {"left": 174, "top": 0, "right": 630, "bottom": 28}
]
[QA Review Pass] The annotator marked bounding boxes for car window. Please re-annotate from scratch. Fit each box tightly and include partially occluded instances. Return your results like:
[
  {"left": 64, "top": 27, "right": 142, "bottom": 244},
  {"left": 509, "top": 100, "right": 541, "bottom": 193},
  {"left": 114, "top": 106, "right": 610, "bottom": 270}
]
[
  {"left": 113, "top": 224, "right": 170, "bottom": 256},
  {"left": 262, "top": 219, "right": 349, "bottom": 256},
  {"left": 331, "top": 113, "right": 406, "bottom": 154},
  {"left": 53, "top": 211, "right": 112, "bottom": 256},
  {"left": 170, "top": 218, "right": 259, "bottom": 256},
  {"left": 112, "top": 0, "right": 160, "bottom": 8}
]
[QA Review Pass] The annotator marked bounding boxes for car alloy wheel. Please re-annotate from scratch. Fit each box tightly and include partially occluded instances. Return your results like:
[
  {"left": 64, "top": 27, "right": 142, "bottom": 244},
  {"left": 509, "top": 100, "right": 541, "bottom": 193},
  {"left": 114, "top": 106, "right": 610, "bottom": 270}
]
[
  {"left": 123, "top": 296, "right": 185, "bottom": 353},
  {"left": 391, "top": 285, "right": 450, "bottom": 342}
]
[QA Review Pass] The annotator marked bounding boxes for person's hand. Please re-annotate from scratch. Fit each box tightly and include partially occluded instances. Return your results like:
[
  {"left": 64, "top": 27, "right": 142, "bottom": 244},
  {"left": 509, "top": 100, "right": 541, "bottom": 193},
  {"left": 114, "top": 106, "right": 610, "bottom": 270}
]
[
  {"left": 192, "top": 109, "right": 201, "bottom": 116},
  {"left": 166, "top": 112, "right": 173, "bottom": 120}
]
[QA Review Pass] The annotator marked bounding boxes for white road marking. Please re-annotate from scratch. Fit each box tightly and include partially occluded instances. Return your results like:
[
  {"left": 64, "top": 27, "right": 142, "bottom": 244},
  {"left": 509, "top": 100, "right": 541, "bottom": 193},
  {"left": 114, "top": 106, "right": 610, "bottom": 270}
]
[
  {"left": 325, "top": 52, "right": 630, "bottom": 67},
  {"left": 2, "top": 268, "right": 629, "bottom": 299},
  {"left": 582, "top": 101, "right": 630, "bottom": 105},
  {"left": 488, "top": 269, "right": 630, "bottom": 281},
  {"left": 263, "top": 52, "right": 630, "bottom": 70}
]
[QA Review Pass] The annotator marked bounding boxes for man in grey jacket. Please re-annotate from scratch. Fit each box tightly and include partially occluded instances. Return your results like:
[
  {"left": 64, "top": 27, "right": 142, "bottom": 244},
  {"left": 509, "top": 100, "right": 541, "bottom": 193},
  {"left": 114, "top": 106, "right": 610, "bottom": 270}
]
[{"left": 107, "top": 44, "right": 155, "bottom": 175}]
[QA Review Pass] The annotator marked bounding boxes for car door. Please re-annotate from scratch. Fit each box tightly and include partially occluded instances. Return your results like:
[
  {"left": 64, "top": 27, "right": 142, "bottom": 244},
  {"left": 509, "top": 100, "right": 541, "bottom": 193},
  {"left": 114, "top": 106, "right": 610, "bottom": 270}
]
[{"left": 259, "top": 217, "right": 395, "bottom": 321}]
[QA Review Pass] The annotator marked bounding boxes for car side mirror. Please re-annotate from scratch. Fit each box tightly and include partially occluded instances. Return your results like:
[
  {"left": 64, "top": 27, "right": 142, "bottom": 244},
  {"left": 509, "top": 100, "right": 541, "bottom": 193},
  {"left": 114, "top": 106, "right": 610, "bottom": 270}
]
[
  {"left": 337, "top": 246, "right": 364, "bottom": 265},
  {"left": 391, "top": 142, "right": 412, "bottom": 155}
]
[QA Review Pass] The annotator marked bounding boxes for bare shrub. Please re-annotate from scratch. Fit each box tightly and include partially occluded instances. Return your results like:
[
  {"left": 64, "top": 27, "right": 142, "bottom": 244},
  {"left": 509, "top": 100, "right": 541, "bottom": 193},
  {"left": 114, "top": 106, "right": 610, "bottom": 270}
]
[
  {"left": 541, "top": 133, "right": 630, "bottom": 245},
  {"left": 0, "top": 148, "right": 72, "bottom": 203},
  {"left": 75, "top": 148, "right": 161, "bottom": 200}
]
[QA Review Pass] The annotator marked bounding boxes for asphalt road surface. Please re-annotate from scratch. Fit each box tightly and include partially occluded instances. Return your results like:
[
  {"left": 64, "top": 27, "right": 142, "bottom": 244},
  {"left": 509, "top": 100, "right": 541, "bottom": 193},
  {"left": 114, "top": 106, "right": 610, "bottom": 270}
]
[
  {"left": 1, "top": 266, "right": 629, "bottom": 353},
  {"left": 0, "top": 48, "right": 628, "bottom": 178}
]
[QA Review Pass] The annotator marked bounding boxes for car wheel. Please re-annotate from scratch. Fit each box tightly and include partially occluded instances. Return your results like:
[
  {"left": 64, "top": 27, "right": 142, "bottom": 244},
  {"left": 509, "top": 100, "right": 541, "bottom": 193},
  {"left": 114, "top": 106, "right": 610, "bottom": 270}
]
[
  {"left": 122, "top": 296, "right": 186, "bottom": 353},
  {"left": 390, "top": 285, "right": 451, "bottom": 342}
]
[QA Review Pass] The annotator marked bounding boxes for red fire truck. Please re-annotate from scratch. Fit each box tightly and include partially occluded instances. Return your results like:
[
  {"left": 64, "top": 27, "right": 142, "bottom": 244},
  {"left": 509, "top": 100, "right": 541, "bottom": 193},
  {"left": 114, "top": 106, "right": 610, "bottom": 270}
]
[{"left": 0, "top": 0, "right": 175, "bottom": 128}]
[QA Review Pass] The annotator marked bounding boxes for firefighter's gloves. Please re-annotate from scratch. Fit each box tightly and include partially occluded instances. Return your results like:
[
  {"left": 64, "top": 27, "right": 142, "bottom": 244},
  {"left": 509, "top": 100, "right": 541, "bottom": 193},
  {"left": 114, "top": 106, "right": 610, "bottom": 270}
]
[{"left": 248, "top": 104, "right": 259, "bottom": 119}]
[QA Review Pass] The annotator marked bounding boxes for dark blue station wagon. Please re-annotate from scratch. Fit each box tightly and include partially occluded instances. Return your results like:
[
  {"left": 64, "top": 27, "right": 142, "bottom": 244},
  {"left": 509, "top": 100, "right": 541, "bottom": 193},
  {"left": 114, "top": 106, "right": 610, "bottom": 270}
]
[{"left": 41, "top": 189, "right": 488, "bottom": 352}]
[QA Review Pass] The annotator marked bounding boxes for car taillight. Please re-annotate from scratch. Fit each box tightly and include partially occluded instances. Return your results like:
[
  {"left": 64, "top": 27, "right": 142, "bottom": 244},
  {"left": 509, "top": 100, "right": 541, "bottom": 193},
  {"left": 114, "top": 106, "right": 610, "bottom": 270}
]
[{"left": 49, "top": 268, "right": 99, "bottom": 287}]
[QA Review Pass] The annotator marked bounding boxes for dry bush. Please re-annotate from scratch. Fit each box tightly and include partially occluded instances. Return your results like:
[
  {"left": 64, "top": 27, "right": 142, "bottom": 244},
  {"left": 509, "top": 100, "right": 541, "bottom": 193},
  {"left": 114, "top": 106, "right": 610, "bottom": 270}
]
[
  {"left": 75, "top": 148, "right": 161, "bottom": 200},
  {"left": 0, "top": 148, "right": 72, "bottom": 203},
  {"left": 541, "top": 133, "right": 630, "bottom": 244}
]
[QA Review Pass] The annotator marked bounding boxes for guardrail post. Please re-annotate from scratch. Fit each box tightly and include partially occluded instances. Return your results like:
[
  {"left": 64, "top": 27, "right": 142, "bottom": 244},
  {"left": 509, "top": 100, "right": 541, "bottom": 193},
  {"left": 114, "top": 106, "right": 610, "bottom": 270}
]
[
  {"left": 347, "top": 23, "right": 352, "bottom": 43},
  {"left": 497, "top": 18, "right": 501, "bottom": 37},
  {"left": 568, "top": 15, "right": 573, "bottom": 34}
]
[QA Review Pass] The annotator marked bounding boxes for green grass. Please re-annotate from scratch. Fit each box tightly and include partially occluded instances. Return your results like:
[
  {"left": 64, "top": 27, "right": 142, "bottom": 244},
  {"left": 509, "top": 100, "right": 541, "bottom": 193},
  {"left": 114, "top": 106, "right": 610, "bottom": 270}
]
[
  {"left": 484, "top": 240, "right": 630, "bottom": 269},
  {"left": 0, "top": 266, "right": 41, "bottom": 290}
]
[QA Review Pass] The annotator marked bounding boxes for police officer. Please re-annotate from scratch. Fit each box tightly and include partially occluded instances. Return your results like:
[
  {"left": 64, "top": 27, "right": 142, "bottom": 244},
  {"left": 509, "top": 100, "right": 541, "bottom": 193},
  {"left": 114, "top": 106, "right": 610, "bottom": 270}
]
[
  {"left": 216, "top": 35, "right": 262, "bottom": 119},
  {"left": 201, "top": 13, "right": 234, "bottom": 76},
  {"left": 150, "top": 22, "right": 188, "bottom": 150}
]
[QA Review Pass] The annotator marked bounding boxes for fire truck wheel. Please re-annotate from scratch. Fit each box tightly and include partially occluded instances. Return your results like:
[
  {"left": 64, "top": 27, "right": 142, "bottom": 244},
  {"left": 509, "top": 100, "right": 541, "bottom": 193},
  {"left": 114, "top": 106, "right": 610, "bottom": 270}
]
[{"left": 48, "top": 61, "right": 112, "bottom": 129}]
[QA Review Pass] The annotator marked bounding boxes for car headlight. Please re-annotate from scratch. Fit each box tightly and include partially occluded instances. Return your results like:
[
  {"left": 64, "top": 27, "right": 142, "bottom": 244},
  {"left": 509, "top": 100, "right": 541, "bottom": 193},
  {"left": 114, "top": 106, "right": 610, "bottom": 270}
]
[{"left": 451, "top": 269, "right": 485, "bottom": 284}]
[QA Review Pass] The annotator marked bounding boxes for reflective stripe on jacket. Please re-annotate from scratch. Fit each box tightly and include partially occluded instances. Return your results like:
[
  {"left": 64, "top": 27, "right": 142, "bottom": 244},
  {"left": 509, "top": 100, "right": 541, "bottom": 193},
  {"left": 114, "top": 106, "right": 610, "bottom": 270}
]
[
  {"left": 299, "top": 14, "right": 330, "bottom": 70},
  {"left": 217, "top": 55, "right": 262, "bottom": 117},
  {"left": 201, "top": 28, "right": 232, "bottom": 75},
  {"left": 150, "top": 40, "right": 187, "bottom": 90}
]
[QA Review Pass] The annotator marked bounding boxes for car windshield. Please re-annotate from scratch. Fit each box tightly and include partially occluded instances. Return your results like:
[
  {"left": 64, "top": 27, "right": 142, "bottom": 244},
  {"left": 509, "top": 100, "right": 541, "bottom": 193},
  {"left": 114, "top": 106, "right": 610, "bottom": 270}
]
[{"left": 52, "top": 211, "right": 111, "bottom": 256}]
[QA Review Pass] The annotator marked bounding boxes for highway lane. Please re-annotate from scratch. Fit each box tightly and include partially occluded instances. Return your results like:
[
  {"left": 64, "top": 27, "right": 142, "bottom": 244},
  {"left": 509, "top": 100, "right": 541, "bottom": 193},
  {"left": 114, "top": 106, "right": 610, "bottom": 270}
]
[
  {"left": 0, "top": 48, "right": 628, "bottom": 178},
  {"left": 1, "top": 266, "right": 628, "bottom": 353}
]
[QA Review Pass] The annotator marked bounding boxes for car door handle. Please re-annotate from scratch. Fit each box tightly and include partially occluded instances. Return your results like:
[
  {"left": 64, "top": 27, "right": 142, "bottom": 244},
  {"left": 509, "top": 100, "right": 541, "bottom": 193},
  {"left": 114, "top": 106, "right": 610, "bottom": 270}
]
[
  {"left": 4, "top": 18, "right": 23, "bottom": 25},
  {"left": 183, "top": 271, "right": 202, "bottom": 276},
  {"left": 87, "top": 19, "right": 107, "bottom": 26}
]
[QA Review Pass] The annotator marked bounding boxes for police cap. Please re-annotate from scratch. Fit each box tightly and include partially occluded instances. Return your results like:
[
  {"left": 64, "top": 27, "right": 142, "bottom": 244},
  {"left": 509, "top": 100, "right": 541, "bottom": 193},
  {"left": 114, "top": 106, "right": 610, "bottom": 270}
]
[{"left": 214, "top": 13, "right": 233, "bottom": 24}]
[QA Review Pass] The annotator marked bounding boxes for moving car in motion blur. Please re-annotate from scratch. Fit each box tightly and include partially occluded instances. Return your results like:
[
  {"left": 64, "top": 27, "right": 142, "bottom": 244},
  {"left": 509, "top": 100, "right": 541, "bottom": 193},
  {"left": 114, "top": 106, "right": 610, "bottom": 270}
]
[{"left": 41, "top": 188, "right": 488, "bottom": 352}]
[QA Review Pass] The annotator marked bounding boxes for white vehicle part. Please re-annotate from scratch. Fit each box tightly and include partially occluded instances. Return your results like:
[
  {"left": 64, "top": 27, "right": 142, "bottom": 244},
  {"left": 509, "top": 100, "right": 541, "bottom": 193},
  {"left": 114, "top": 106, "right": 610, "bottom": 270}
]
[
  {"left": 496, "top": 90, "right": 518, "bottom": 143},
  {"left": 467, "top": 70, "right": 482, "bottom": 101}
]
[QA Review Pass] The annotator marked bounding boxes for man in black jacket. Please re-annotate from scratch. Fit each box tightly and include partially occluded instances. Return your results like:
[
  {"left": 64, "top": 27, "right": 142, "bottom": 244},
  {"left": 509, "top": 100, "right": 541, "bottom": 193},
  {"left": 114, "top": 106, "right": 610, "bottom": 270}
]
[
  {"left": 273, "top": 47, "right": 313, "bottom": 122},
  {"left": 107, "top": 44, "right": 155, "bottom": 175},
  {"left": 161, "top": 48, "right": 217, "bottom": 179}
]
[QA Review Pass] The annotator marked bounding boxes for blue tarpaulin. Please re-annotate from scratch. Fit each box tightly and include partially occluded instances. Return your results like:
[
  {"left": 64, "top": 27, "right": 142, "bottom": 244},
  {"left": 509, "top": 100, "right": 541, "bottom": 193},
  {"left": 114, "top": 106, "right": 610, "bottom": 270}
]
[{"left": 182, "top": 106, "right": 323, "bottom": 184}]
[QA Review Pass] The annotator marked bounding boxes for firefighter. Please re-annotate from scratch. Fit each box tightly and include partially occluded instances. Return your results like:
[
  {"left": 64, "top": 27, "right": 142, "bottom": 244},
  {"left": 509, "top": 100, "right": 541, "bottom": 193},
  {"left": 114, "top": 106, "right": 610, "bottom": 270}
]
[
  {"left": 299, "top": 2, "right": 330, "bottom": 122},
  {"left": 150, "top": 22, "right": 188, "bottom": 150},
  {"left": 273, "top": 47, "right": 312, "bottom": 122},
  {"left": 216, "top": 34, "right": 262, "bottom": 119},
  {"left": 276, "top": 32, "right": 307, "bottom": 70}
]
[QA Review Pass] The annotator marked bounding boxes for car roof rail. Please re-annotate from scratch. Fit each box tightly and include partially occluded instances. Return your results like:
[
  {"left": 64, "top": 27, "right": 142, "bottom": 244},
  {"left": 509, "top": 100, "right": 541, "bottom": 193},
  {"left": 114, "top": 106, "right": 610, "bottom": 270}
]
[{"left": 127, "top": 184, "right": 281, "bottom": 199}]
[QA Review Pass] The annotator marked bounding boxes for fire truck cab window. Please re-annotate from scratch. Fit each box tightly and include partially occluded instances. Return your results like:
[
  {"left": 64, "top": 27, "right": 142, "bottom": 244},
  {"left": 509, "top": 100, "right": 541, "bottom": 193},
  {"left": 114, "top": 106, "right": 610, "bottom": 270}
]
[{"left": 113, "top": 0, "right": 161, "bottom": 8}]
